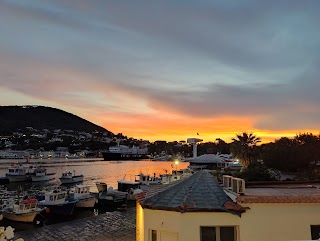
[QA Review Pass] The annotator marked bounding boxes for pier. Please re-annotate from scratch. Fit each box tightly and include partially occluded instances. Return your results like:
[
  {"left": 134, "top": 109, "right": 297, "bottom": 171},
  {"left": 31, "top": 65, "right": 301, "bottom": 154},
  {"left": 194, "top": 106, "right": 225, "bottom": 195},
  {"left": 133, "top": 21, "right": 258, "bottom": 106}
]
[{"left": 15, "top": 207, "right": 136, "bottom": 241}]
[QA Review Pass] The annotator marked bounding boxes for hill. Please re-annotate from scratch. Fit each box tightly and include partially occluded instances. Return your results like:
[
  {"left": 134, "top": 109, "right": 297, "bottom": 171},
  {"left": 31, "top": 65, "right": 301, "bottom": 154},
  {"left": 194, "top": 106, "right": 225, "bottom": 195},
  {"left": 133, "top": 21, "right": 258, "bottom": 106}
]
[{"left": 0, "top": 105, "right": 111, "bottom": 135}]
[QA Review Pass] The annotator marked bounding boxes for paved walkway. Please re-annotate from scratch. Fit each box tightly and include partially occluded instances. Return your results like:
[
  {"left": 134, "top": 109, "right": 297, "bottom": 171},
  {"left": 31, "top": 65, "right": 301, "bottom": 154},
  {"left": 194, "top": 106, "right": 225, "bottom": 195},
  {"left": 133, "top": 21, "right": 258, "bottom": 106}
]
[{"left": 15, "top": 208, "right": 136, "bottom": 241}]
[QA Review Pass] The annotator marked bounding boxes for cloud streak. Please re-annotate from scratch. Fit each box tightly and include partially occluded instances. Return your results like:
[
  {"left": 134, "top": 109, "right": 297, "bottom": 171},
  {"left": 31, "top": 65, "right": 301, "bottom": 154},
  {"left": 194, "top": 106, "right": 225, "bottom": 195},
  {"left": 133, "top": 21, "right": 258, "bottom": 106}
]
[{"left": 1, "top": 0, "right": 320, "bottom": 141}]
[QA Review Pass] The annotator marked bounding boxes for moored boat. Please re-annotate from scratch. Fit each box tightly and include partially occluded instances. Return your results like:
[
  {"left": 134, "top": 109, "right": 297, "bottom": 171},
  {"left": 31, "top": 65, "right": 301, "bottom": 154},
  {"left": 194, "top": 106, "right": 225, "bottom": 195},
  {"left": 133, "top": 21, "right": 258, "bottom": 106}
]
[
  {"left": 31, "top": 167, "right": 56, "bottom": 182},
  {"left": 95, "top": 182, "right": 127, "bottom": 210},
  {"left": 0, "top": 210, "right": 3, "bottom": 222},
  {"left": 38, "top": 188, "right": 78, "bottom": 216},
  {"left": 69, "top": 184, "right": 96, "bottom": 208},
  {"left": 135, "top": 173, "right": 161, "bottom": 185},
  {"left": 117, "top": 179, "right": 143, "bottom": 201},
  {"left": 101, "top": 145, "right": 149, "bottom": 161},
  {"left": 6, "top": 165, "right": 32, "bottom": 182},
  {"left": 3, "top": 198, "right": 42, "bottom": 223},
  {"left": 59, "top": 171, "right": 83, "bottom": 184}
]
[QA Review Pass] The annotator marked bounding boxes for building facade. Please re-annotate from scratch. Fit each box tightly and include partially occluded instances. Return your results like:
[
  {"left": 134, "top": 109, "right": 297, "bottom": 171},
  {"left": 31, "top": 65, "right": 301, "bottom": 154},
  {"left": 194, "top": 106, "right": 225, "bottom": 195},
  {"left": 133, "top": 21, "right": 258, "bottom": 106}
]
[{"left": 136, "top": 171, "right": 320, "bottom": 241}]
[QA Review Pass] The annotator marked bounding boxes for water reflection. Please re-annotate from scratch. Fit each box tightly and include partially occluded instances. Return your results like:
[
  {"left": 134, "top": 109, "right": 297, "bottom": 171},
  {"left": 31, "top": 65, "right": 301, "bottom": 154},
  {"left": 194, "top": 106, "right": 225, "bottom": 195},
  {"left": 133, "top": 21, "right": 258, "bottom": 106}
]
[{"left": 5, "top": 179, "right": 59, "bottom": 192}]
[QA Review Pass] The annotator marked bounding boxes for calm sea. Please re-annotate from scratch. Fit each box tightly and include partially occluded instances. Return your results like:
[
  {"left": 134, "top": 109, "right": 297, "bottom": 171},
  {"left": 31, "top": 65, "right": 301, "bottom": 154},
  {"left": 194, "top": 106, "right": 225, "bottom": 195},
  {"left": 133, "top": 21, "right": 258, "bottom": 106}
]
[
  {"left": 0, "top": 158, "right": 189, "bottom": 191},
  {"left": 0, "top": 159, "right": 189, "bottom": 231}
]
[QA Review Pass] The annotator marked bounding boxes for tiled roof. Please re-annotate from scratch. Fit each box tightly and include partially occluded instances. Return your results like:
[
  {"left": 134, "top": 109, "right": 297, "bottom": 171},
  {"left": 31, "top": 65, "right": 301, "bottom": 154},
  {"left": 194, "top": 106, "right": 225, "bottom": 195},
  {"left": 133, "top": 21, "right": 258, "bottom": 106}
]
[{"left": 136, "top": 171, "right": 246, "bottom": 215}]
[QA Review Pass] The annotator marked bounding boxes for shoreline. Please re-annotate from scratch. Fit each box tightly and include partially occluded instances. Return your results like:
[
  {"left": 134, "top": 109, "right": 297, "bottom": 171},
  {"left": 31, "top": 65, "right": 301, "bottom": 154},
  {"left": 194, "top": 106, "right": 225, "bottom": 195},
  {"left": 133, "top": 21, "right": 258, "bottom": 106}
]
[{"left": 0, "top": 158, "right": 104, "bottom": 169}]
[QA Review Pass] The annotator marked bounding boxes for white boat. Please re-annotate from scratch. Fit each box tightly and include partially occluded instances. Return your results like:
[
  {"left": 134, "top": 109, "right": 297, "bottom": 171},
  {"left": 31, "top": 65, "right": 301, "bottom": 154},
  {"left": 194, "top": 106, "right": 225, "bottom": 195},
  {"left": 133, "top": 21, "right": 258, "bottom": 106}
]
[
  {"left": 3, "top": 198, "right": 42, "bottom": 223},
  {"left": 6, "top": 165, "right": 32, "bottom": 182},
  {"left": 70, "top": 184, "right": 96, "bottom": 208},
  {"left": 31, "top": 167, "right": 56, "bottom": 182},
  {"left": 59, "top": 171, "right": 83, "bottom": 184},
  {"left": 152, "top": 154, "right": 172, "bottom": 161},
  {"left": 101, "top": 145, "right": 149, "bottom": 161},
  {"left": 135, "top": 173, "right": 161, "bottom": 185}
]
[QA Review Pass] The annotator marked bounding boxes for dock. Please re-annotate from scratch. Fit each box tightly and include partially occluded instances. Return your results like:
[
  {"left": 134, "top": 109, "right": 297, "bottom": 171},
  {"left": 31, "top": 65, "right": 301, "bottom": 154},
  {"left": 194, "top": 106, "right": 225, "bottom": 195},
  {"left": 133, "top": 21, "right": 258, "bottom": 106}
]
[{"left": 15, "top": 207, "right": 136, "bottom": 241}]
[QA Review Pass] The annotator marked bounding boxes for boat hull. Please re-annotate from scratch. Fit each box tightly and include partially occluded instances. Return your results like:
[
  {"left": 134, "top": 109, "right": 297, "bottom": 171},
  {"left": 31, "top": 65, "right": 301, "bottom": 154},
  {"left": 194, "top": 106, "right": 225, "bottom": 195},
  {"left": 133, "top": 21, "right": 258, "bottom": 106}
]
[
  {"left": 6, "top": 174, "right": 31, "bottom": 182},
  {"left": 0, "top": 177, "right": 9, "bottom": 185},
  {"left": 39, "top": 201, "right": 77, "bottom": 216},
  {"left": 96, "top": 191, "right": 127, "bottom": 210},
  {"left": 59, "top": 175, "right": 83, "bottom": 184},
  {"left": 0, "top": 213, "right": 3, "bottom": 222},
  {"left": 76, "top": 197, "right": 96, "bottom": 208},
  {"left": 3, "top": 210, "right": 39, "bottom": 223},
  {"left": 102, "top": 152, "right": 149, "bottom": 161},
  {"left": 32, "top": 173, "right": 56, "bottom": 182}
]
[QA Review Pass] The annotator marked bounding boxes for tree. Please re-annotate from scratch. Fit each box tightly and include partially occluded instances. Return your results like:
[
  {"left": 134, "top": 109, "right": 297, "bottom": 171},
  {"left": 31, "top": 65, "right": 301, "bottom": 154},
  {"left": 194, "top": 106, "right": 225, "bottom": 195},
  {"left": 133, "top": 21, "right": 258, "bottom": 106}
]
[{"left": 231, "top": 132, "right": 261, "bottom": 168}]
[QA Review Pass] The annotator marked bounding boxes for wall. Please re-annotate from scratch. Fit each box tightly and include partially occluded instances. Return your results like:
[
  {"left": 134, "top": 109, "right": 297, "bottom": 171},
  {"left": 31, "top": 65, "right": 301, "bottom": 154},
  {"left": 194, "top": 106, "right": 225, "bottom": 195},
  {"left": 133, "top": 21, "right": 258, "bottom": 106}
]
[{"left": 136, "top": 202, "right": 320, "bottom": 241}]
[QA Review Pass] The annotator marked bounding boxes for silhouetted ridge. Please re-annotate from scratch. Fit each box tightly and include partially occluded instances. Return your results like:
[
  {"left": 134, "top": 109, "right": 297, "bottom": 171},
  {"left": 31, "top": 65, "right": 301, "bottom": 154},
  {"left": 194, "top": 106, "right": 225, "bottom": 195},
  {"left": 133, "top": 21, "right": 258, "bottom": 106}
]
[{"left": 0, "top": 105, "right": 110, "bottom": 134}]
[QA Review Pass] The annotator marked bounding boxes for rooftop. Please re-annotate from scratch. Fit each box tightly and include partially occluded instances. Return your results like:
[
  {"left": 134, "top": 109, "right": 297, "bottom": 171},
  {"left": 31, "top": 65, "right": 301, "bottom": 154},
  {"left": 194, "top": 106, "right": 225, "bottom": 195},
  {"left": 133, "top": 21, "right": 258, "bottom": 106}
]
[
  {"left": 225, "top": 179, "right": 320, "bottom": 204},
  {"left": 136, "top": 171, "right": 246, "bottom": 215}
]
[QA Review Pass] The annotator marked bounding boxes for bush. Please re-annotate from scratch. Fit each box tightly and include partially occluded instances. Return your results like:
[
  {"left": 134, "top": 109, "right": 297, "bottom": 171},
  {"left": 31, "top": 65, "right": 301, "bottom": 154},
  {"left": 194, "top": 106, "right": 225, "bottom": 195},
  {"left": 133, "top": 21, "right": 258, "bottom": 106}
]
[{"left": 238, "top": 161, "right": 279, "bottom": 182}]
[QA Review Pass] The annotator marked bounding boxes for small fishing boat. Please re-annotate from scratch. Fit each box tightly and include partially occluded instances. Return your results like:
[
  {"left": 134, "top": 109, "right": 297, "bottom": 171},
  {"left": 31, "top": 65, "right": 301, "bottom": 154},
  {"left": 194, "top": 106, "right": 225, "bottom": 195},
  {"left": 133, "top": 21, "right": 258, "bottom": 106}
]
[
  {"left": 69, "top": 184, "right": 96, "bottom": 208},
  {"left": 95, "top": 182, "right": 127, "bottom": 210},
  {"left": 3, "top": 198, "right": 42, "bottom": 223},
  {"left": 38, "top": 188, "right": 78, "bottom": 216},
  {"left": 59, "top": 171, "right": 83, "bottom": 184},
  {"left": 6, "top": 165, "right": 32, "bottom": 182},
  {"left": 135, "top": 173, "right": 161, "bottom": 185},
  {"left": 31, "top": 167, "right": 56, "bottom": 182},
  {"left": 117, "top": 179, "right": 143, "bottom": 201}
]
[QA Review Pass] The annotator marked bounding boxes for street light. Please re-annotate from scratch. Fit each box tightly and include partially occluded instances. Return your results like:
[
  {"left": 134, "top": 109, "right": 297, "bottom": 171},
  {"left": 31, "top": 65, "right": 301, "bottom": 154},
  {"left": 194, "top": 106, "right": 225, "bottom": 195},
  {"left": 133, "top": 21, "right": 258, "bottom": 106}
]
[{"left": 175, "top": 160, "right": 179, "bottom": 172}]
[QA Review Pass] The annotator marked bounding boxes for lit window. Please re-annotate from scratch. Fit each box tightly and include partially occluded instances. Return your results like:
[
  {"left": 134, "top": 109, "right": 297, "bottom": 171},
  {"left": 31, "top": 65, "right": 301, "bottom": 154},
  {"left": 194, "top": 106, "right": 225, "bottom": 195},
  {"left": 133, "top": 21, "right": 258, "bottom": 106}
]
[{"left": 201, "top": 226, "right": 237, "bottom": 241}]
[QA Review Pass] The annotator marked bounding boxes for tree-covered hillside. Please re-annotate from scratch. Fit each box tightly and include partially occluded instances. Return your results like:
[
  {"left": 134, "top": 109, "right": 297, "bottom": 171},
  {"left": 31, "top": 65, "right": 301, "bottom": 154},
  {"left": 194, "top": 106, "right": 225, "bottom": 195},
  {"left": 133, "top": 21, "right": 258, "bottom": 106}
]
[{"left": 0, "top": 105, "right": 111, "bottom": 135}]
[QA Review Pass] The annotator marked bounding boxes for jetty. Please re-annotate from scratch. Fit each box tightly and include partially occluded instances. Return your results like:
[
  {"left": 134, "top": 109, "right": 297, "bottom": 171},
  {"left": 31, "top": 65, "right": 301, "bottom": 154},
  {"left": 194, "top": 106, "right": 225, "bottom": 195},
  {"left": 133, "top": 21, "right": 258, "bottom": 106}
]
[{"left": 15, "top": 207, "right": 136, "bottom": 241}]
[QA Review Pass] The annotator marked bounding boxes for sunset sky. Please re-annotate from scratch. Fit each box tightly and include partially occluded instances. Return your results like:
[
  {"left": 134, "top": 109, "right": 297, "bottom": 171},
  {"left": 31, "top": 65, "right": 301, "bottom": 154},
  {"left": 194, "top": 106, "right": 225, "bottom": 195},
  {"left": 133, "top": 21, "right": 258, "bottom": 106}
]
[{"left": 1, "top": 1, "right": 320, "bottom": 143}]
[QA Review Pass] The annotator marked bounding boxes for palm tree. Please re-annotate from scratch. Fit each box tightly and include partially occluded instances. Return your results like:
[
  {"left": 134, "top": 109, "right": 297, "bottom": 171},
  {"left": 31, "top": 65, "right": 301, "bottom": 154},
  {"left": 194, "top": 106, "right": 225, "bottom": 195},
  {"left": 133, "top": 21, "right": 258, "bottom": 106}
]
[{"left": 231, "top": 132, "right": 261, "bottom": 168}]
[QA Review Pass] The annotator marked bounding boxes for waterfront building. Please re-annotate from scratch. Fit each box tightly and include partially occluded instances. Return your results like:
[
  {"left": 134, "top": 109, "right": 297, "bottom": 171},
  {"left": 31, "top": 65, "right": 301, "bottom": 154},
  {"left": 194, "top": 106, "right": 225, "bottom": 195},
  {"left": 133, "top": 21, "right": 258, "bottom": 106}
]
[{"left": 136, "top": 171, "right": 320, "bottom": 241}]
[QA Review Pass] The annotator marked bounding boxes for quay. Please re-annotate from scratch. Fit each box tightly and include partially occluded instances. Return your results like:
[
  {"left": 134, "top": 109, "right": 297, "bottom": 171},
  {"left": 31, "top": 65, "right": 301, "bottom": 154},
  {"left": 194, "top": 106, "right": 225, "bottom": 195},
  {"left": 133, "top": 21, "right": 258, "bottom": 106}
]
[{"left": 15, "top": 207, "right": 136, "bottom": 241}]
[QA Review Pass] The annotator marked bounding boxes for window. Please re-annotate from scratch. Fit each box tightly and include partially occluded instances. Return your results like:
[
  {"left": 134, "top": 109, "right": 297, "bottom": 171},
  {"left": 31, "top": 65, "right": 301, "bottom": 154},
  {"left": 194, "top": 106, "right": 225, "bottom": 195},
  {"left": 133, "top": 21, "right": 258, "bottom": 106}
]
[
  {"left": 201, "top": 227, "right": 216, "bottom": 241},
  {"left": 311, "top": 225, "right": 320, "bottom": 240},
  {"left": 151, "top": 230, "right": 157, "bottom": 241},
  {"left": 201, "top": 226, "right": 236, "bottom": 241}
]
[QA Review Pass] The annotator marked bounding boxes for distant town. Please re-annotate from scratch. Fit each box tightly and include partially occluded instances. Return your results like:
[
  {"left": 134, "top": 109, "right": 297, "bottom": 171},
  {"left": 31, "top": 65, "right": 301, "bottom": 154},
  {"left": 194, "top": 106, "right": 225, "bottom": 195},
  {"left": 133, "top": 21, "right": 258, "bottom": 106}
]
[{"left": 0, "top": 126, "right": 196, "bottom": 159}]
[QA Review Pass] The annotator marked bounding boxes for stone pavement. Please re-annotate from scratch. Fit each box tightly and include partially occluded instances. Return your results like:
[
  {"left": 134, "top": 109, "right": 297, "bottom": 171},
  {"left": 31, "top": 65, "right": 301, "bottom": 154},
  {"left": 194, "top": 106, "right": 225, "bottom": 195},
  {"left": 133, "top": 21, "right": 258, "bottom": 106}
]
[{"left": 15, "top": 208, "right": 136, "bottom": 241}]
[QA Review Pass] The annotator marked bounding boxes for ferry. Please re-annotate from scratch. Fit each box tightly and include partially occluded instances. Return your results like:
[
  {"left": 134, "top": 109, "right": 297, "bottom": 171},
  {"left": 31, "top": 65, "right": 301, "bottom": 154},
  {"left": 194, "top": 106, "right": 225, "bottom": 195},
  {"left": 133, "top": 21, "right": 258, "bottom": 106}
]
[{"left": 101, "top": 145, "right": 149, "bottom": 161}]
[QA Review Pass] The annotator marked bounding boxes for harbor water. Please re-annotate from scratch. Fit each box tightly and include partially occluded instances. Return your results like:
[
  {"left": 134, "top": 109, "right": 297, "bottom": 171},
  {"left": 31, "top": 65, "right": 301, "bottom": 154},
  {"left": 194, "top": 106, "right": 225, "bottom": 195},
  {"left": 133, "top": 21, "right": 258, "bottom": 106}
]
[{"left": 0, "top": 158, "right": 189, "bottom": 231}]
